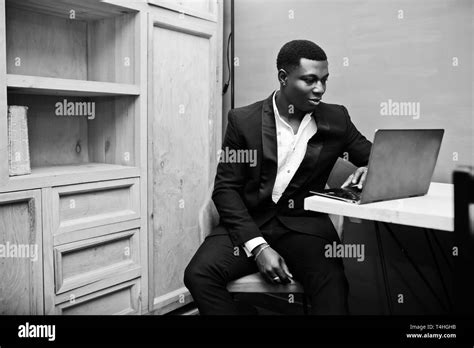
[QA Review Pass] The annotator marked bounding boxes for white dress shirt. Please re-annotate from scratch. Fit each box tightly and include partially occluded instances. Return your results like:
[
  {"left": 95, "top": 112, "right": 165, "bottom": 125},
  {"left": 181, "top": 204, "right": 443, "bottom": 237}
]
[{"left": 243, "top": 90, "right": 318, "bottom": 256}]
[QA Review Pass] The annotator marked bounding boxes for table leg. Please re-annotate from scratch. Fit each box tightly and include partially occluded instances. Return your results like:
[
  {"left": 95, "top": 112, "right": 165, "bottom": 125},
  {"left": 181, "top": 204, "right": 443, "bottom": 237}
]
[
  {"left": 424, "top": 228, "right": 453, "bottom": 311},
  {"left": 431, "top": 230, "right": 454, "bottom": 272},
  {"left": 382, "top": 222, "right": 449, "bottom": 313},
  {"left": 374, "top": 221, "right": 393, "bottom": 315}
]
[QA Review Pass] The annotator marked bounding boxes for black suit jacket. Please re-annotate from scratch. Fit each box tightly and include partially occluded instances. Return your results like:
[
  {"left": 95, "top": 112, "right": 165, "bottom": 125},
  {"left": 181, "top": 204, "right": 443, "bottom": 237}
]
[{"left": 211, "top": 92, "right": 372, "bottom": 246}]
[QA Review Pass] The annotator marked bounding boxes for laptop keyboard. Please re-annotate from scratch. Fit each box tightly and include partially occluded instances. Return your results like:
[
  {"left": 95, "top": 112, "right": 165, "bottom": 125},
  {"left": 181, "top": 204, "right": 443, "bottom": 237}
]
[{"left": 323, "top": 187, "right": 361, "bottom": 201}]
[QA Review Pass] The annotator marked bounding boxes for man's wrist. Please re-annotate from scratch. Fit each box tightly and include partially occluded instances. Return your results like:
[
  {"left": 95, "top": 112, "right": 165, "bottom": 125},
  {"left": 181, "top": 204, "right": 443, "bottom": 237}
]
[
  {"left": 243, "top": 237, "right": 267, "bottom": 257},
  {"left": 251, "top": 242, "right": 269, "bottom": 256}
]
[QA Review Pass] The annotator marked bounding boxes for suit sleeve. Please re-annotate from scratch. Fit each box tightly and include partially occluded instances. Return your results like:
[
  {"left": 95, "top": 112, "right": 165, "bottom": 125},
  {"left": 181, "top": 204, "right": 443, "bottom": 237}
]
[
  {"left": 212, "top": 110, "right": 263, "bottom": 246},
  {"left": 341, "top": 105, "right": 372, "bottom": 167}
]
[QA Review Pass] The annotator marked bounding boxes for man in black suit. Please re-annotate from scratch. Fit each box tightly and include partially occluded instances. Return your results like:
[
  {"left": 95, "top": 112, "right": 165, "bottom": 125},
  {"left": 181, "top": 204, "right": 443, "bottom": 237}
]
[{"left": 184, "top": 40, "right": 372, "bottom": 315}]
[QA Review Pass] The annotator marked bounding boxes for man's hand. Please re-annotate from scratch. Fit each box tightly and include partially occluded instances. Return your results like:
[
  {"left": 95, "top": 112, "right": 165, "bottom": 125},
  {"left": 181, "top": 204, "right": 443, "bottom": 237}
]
[
  {"left": 341, "top": 166, "right": 368, "bottom": 189},
  {"left": 252, "top": 244, "right": 293, "bottom": 284}
]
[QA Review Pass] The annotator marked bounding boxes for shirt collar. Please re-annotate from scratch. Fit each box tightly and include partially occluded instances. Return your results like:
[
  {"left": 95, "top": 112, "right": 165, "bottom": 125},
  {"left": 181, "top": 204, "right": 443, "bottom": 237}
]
[{"left": 272, "top": 90, "right": 313, "bottom": 125}]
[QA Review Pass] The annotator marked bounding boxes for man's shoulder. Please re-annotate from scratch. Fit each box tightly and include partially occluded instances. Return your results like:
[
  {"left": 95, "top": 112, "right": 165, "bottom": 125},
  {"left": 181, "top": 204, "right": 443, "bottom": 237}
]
[
  {"left": 317, "top": 102, "right": 351, "bottom": 127},
  {"left": 318, "top": 101, "right": 347, "bottom": 115},
  {"left": 229, "top": 99, "right": 265, "bottom": 122},
  {"left": 228, "top": 97, "right": 351, "bottom": 123}
]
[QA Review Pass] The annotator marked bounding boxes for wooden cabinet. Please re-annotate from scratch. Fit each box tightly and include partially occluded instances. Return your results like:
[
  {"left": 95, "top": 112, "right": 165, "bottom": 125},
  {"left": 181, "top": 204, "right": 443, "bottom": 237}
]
[
  {"left": 0, "top": 190, "right": 43, "bottom": 314},
  {"left": 147, "top": 0, "right": 223, "bottom": 314},
  {"left": 0, "top": 0, "right": 148, "bottom": 315},
  {"left": 0, "top": 0, "right": 223, "bottom": 315}
]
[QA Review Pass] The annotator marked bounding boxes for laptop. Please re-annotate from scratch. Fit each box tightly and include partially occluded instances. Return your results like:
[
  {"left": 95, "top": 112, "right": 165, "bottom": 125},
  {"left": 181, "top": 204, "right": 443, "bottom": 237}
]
[{"left": 310, "top": 129, "right": 444, "bottom": 204}]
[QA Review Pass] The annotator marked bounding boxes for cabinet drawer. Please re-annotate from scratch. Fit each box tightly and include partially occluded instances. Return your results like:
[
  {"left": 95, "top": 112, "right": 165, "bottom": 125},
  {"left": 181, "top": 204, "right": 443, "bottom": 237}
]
[
  {"left": 56, "top": 279, "right": 140, "bottom": 315},
  {"left": 54, "top": 229, "right": 140, "bottom": 294},
  {"left": 52, "top": 178, "right": 139, "bottom": 236}
]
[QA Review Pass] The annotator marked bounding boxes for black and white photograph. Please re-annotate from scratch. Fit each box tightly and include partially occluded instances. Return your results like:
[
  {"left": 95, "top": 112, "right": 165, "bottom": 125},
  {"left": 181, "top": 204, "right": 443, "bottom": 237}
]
[{"left": 0, "top": 0, "right": 473, "bottom": 346}]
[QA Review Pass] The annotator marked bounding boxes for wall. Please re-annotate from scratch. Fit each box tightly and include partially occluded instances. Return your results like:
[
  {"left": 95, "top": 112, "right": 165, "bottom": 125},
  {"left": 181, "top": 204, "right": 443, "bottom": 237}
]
[{"left": 233, "top": 0, "right": 473, "bottom": 183}]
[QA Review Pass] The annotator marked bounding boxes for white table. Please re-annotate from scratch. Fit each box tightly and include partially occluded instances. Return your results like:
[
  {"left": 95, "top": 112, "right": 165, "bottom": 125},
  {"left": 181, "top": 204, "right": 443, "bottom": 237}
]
[
  {"left": 304, "top": 182, "right": 454, "bottom": 232},
  {"left": 304, "top": 182, "right": 454, "bottom": 314}
]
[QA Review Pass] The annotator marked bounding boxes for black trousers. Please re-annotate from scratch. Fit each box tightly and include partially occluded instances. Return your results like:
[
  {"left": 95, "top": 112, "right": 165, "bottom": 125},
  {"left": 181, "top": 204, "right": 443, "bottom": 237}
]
[{"left": 184, "top": 216, "right": 349, "bottom": 315}]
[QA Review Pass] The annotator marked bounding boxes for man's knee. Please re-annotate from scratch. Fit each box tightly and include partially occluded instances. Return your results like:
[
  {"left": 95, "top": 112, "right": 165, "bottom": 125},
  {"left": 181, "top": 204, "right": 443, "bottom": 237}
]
[
  {"left": 183, "top": 259, "right": 201, "bottom": 290},
  {"left": 183, "top": 252, "right": 218, "bottom": 291}
]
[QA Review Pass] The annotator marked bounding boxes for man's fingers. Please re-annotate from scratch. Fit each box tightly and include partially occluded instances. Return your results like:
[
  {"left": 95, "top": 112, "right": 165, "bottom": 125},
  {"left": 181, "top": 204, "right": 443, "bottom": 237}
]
[
  {"left": 268, "top": 271, "right": 281, "bottom": 284},
  {"left": 341, "top": 174, "right": 353, "bottom": 188},
  {"left": 275, "top": 265, "right": 290, "bottom": 284},
  {"left": 343, "top": 168, "right": 368, "bottom": 188},
  {"left": 280, "top": 259, "right": 294, "bottom": 282},
  {"left": 359, "top": 169, "right": 368, "bottom": 188},
  {"left": 261, "top": 270, "right": 276, "bottom": 284},
  {"left": 352, "top": 168, "right": 364, "bottom": 184}
]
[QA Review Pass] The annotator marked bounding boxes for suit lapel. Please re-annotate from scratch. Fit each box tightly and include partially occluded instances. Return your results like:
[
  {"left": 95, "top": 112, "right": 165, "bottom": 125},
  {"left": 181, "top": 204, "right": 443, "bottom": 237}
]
[
  {"left": 258, "top": 92, "right": 332, "bottom": 202},
  {"left": 279, "top": 104, "right": 331, "bottom": 201},
  {"left": 259, "top": 93, "right": 278, "bottom": 201}
]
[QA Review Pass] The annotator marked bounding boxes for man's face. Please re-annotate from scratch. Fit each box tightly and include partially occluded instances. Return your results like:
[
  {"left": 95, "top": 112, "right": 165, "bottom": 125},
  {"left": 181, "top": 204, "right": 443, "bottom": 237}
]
[{"left": 281, "top": 58, "right": 329, "bottom": 113}]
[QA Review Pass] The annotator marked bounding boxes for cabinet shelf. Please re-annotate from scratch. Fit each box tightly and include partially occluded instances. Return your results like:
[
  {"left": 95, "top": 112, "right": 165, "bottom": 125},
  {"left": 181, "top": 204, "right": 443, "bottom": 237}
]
[
  {"left": 3, "top": 163, "right": 140, "bottom": 192},
  {"left": 6, "top": 0, "right": 135, "bottom": 21},
  {"left": 7, "top": 75, "right": 140, "bottom": 97}
]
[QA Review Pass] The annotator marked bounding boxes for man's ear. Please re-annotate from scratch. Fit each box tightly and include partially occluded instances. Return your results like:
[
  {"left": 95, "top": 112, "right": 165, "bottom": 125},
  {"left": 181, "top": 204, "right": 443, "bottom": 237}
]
[{"left": 278, "top": 69, "right": 288, "bottom": 86}]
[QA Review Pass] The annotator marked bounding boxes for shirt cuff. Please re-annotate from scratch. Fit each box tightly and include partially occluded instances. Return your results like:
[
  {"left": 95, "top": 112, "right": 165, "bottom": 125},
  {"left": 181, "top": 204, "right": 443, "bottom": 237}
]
[{"left": 243, "top": 237, "right": 267, "bottom": 257}]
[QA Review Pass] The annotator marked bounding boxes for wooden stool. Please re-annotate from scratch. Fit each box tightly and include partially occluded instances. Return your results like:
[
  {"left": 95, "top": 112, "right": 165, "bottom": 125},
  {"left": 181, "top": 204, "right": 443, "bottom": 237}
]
[{"left": 226, "top": 272, "right": 308, "bottom": 314}]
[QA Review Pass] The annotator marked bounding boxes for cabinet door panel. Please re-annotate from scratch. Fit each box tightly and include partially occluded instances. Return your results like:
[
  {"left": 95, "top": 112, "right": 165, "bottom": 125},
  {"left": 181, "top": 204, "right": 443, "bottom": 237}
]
[
  {"left": 148, "top": 8, "right": 222, "bottom": 314},
  {"left": 0, "top": 190, "right": 43, "bottom": 314}
]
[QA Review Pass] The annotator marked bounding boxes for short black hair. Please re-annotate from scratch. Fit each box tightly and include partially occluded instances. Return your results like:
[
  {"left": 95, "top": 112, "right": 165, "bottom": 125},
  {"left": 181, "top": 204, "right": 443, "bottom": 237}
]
[{"left": 276, "top": 40, "right": 327, "bottom": 73}]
